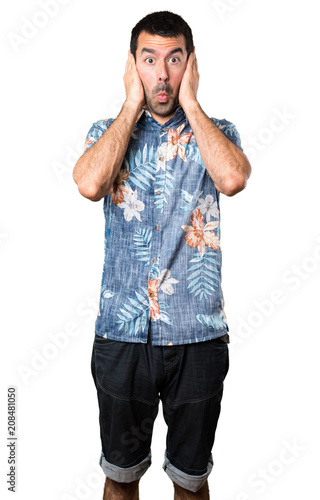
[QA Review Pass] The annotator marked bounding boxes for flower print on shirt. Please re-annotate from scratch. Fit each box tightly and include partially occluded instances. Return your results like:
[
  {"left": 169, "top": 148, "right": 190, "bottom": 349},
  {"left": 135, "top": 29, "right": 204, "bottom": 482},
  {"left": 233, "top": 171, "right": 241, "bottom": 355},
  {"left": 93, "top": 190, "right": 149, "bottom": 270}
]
[
  {"left": 87, "top": 109, "right": 242, "bottom": 343},
  {"left": 84, "top": 136, "right": 95, "bottom": 152},
  {"left": 181, "top": 207, "right": 220, "bottom": 257},
  {"left": 197, "top": 194, "right": 219, "bottom": 223},
  {"left": 166, "top": 124, "right": 194, "bottom": 163},
  {"left": 148, "top": 279, "right": 160, "bottom": 320},
  {"left": 117, "top": 189, "right": 145, "bottom": 222},
  {"left": 148, "top": 266, "right": 178, "bottom": 322},
  {"left": 109, "top": 169, "right": 131, "bottom": 204},
  {"left": 158, "top": 269, "right": 180, "bottom": 295}
]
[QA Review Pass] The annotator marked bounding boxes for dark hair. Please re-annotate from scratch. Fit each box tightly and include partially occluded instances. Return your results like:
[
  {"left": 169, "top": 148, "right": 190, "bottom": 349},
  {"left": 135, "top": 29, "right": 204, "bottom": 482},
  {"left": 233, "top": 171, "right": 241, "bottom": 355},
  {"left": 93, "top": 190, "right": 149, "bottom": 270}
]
[{"left": 130, "top": 11, "right": 194, "bottom": 59}]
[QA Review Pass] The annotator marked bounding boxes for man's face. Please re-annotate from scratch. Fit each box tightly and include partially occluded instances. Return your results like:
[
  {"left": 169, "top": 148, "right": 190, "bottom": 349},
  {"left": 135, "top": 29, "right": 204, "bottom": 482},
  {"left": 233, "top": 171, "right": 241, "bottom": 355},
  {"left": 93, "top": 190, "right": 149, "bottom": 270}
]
[{"left": 135, "top": 32, "right": 189, "bottom": 123}]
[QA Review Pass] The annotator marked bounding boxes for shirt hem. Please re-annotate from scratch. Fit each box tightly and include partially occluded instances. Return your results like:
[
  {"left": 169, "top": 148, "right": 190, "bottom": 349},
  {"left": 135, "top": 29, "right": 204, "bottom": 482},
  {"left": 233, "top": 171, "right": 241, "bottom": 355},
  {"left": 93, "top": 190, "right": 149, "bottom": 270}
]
[{"left": 94, "top": 328, "right": 229, "bottom": 346}]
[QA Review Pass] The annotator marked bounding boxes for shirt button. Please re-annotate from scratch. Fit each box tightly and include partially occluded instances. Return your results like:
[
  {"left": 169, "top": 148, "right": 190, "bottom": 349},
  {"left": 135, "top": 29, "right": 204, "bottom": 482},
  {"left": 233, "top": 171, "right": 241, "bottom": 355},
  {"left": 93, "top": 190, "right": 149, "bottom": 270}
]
[
  {"left": 153, "top": 258, "right": 157, "bottom": 263},
  {"left": 159, "top": 156, "right": 164, "bottom": 162},
  {"left": 155, "top": 225, "right": 160, "bottom": 231},
  {"left": 161, "top": 127, "right": 166, "bottom": 133},
  {"left": 149, "top": 292, "right": 154, "bottom": 297},
  {"left": 156, "top": 190, "right": 162, "bottom": 195}
]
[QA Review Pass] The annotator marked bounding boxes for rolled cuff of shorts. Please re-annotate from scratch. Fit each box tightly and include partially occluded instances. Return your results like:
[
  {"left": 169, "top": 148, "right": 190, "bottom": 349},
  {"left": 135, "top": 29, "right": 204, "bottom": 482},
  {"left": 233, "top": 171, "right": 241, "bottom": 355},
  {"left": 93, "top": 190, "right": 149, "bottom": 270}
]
[
  {"left": 99, "top": 450, "right": 151, "bottom": 483},
  {"left": 163, "top": 453, "right": 213, "bottom": 493}
]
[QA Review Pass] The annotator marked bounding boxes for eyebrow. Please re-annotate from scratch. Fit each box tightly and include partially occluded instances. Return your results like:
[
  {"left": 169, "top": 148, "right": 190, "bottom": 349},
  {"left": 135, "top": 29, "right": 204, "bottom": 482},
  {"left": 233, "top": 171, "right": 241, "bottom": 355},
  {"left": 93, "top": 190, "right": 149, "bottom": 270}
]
[{"left": 140, "top": 47, "right": 184, "bottom": 57}]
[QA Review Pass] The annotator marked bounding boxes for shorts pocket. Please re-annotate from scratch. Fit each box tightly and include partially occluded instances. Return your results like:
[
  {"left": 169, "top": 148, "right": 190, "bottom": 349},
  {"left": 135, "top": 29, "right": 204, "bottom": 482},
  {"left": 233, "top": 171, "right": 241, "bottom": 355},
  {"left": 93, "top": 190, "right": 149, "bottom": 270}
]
[{"left": 93, "top": 334, "right": 116, "bottom": 346}]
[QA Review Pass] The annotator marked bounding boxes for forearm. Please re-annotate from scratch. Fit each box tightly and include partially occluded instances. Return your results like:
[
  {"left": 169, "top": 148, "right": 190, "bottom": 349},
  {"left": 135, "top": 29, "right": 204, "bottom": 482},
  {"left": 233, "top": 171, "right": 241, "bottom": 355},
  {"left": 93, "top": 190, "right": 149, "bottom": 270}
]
[
  {"left": 73, "top": 101, "right": 141, "bottom": 201},
  {"left": 183, "top": 101, "right": 251, "bottom": 196}
]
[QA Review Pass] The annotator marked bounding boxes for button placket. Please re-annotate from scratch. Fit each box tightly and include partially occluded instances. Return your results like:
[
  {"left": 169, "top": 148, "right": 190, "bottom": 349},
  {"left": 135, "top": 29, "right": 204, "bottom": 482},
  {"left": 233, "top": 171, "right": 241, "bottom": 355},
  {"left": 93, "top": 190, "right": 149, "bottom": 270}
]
[
  {"left": 155, "top": 135, "right": 167, "bottom": 196},
  {"left": 149, "top": 131, "right": 167, "bottom": 342}
]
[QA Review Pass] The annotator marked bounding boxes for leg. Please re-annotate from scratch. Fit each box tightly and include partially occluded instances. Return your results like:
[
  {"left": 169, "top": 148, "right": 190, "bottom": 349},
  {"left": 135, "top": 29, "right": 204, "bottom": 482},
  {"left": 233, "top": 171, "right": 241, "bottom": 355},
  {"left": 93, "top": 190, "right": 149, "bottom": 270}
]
[
  {"left": 161, "top": 338, "right": 229, "bottom": 494},
  {"left": 103, "top": 477, "right": 139, "bottom": 500},
  {"left": 174, "top": 480, "right": 209, "bottom": 500},
  {"left": 91, "top": 336, "right": 159, "bottom": 497}
]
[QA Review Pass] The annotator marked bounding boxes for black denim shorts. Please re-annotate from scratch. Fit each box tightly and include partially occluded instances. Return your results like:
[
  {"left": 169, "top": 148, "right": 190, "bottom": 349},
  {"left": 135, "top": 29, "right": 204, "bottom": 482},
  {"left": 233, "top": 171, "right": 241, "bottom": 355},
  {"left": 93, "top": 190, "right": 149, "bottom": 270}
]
[{"left": 91, "top": 331, "right": 229, "bottom": 493}]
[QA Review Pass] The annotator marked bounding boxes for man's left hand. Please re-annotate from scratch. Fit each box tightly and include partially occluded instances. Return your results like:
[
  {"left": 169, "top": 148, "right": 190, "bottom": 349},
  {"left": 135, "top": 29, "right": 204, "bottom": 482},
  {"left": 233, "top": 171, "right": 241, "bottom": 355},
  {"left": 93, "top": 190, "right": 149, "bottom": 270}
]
[{"left": 179, "top": 49, "right": 199, "bottom": 109}]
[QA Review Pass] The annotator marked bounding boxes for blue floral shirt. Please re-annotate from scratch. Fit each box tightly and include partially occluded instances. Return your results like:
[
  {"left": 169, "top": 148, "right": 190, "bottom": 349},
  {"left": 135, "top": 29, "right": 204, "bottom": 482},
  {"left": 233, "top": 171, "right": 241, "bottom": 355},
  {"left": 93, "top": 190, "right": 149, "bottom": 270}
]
[{"left": 84, "top": 106, "right": 242, "bottom": 345}]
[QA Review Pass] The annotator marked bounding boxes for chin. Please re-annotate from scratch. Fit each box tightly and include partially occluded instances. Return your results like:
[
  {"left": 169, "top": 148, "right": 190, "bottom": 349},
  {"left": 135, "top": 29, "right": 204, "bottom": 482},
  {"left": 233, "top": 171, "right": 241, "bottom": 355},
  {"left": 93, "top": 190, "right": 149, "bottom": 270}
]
[{"left": 149, "top": 99, "right": 179, "bottom": 117}]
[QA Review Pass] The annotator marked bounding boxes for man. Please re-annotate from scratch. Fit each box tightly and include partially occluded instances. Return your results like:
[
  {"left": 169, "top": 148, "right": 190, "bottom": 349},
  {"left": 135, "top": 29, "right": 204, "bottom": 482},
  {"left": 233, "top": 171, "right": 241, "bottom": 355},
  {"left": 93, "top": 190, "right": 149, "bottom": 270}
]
[{"left": 73, "top": 10, "right": 251, "bottom": 500}]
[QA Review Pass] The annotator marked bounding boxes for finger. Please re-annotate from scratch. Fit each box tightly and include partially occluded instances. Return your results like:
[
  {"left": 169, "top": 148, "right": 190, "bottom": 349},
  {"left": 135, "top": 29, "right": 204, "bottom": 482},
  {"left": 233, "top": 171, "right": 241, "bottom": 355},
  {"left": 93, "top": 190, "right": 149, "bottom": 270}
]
[
  {"left": 187, "top": 52, "right": 194, "bottom": 70},
  {"left": 192, "top": 51, "right": 197, "bottom": 68},
  {"left": 125, "top": 51, "right": 131, "bottom": 70},
  {"left": 129, "top": 53, "right": 136, "bottom": 71},
  {"left": 126, "top": 53, "right": 134, "bottom": 72},
  {"left": 126, "top": 50, "right": 134, "bottom": 63},
  {"left": 193, "top": 47, "right": 197, "bottom": 62},
  {"left": 193, "top": 50, "right": 198, "bottom": 72}
]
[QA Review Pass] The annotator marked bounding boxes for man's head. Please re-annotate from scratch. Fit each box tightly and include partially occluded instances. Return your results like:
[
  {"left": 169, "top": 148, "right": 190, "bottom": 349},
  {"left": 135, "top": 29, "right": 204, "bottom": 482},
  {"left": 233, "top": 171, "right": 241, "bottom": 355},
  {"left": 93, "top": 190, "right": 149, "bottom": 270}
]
[
  {"left": 130, "top": 11, "right": 194, "bottom": 60},
  {"left": 130, "top": 11, "right": 194, "bottom": 121}
]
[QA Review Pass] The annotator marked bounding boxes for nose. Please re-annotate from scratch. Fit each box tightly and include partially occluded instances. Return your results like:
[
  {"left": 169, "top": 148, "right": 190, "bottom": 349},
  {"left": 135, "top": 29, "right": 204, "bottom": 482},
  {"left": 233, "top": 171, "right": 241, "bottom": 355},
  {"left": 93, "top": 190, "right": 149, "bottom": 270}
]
[{"left": 157, "top": 60, "right": 169, "bottom": 82}]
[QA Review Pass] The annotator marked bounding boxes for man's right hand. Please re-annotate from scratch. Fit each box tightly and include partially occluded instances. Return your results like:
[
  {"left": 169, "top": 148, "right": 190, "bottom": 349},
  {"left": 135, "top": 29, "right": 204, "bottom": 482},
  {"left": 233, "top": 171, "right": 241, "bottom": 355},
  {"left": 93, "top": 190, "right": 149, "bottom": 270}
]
[
  {"left": 123, "top": 51, "right": 145, "bottom": 110},
  {"left": 73, "top": 51, "right": 146, "bottom": 202}
]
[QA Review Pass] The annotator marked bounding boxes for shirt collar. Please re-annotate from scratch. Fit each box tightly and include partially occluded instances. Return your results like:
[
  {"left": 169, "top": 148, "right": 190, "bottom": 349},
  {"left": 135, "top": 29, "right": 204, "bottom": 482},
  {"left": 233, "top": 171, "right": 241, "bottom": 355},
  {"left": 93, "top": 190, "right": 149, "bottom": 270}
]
[{"left": 136, "top": 106, "right": 188, "bottom": 131}]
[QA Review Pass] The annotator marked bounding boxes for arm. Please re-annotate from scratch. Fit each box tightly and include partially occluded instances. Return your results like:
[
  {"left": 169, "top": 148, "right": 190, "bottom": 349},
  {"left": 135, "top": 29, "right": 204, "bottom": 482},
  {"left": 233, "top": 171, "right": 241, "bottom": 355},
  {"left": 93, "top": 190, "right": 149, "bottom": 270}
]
[
  {"left": 179, "top": 51, "right": 251, "bottom": 197},
  {"left": 73, "top": 52, "right": 145, "bottom": 201}
]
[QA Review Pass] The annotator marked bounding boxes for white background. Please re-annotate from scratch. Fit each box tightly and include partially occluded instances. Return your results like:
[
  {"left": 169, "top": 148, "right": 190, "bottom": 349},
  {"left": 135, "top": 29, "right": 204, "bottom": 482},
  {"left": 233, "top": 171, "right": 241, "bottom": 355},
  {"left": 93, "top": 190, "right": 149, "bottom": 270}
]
[{"left": 1, "top": 0, "right": 319, "bottom": 498}]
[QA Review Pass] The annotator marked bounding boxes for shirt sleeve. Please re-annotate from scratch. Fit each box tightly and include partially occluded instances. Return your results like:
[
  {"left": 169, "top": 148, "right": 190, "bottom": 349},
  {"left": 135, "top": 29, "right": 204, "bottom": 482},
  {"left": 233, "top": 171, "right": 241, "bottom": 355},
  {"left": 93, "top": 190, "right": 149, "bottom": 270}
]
[
  {"left": 210, "top": 118, "right": 243, "bottom": 151},
  {"left": 83, "top": 119, "right": 113, "bottom": 153}
]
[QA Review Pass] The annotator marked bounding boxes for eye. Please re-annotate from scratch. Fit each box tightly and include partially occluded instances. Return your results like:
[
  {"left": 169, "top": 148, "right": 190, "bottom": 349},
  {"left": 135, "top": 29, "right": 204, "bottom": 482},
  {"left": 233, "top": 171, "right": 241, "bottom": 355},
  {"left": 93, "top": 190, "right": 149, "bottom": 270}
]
[
  {"left": 145, "top": 57, "right": 154, "bottom": 64},
  {"left": 170, "top": 56, "right": 180, "bottom": 64}
]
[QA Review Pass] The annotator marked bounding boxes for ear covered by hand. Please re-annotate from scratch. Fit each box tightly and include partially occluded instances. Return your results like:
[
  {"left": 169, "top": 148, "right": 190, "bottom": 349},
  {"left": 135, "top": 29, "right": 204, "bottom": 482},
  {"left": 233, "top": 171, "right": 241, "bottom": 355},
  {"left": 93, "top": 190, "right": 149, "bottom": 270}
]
[
  {"left": 123, "top": 50, "right": 145, "bottom": 110},
  {"left": 179, "top": 48, "right": 200, "bottom": 109}
]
